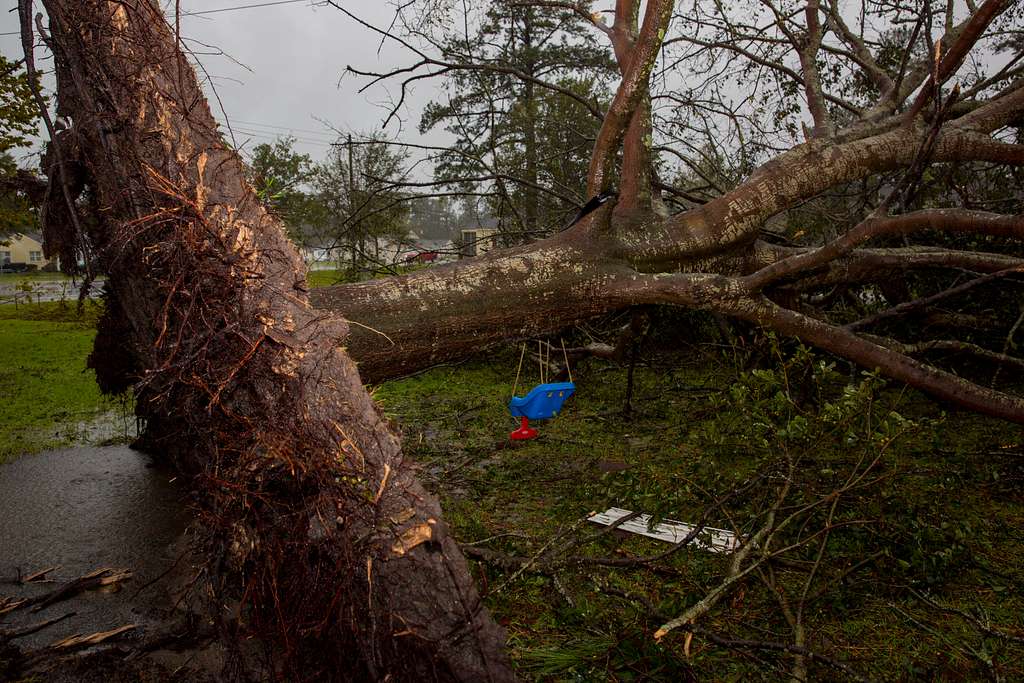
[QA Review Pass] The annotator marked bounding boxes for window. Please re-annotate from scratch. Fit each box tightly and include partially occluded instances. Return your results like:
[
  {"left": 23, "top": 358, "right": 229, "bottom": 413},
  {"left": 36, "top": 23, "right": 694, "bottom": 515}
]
[
  {"left": 29, "top": 251, "right": 42, "bottom": 263},
  {"left": 0, "top": 251, "right": 10, "bottom": 264}
]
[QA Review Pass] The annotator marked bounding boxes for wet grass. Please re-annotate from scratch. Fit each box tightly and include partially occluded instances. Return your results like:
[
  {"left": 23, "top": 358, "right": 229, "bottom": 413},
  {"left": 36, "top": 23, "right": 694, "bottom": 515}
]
[
  {"left": 0, "top": 300, "right": 127, "bottom": 463},
  {"left": 375, "top": 349, "right": 1024, "bottom": 681},
  {"left": 306, "top": 268, "right": 348, "bottom": 288},
  {"left": 0, "top": 272, "right": 75, "bottom": 283}
]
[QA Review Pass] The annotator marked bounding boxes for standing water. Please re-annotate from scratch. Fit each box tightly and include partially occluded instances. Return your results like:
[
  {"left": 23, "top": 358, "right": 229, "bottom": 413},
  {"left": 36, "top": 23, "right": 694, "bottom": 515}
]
[{"left": 0, "top": 446, "right": 190, "bottom": 651}]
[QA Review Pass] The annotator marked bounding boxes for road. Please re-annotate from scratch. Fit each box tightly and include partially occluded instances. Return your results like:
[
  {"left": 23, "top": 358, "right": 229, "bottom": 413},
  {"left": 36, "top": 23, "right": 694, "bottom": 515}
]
[{"left": 0, "top": 277, "right": 103, "bottom": 304}]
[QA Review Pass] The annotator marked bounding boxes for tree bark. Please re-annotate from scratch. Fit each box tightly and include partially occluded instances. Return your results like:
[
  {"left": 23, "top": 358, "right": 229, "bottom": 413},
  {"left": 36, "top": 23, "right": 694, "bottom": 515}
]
[{"left": 32, "top": 1, "right": 513, "bottom": 680}]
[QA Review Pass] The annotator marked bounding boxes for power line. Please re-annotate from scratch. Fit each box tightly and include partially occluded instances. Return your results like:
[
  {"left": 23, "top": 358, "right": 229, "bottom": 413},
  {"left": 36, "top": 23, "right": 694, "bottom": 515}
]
[
  {"left": 226, "top": 118, "right": 338, "bottom": 139},
  {"left": 231, "top": 127, "right": 335, "bottom": 147},
  {"left": 222, "top": 122, "right": 331, "bottom": 142},
  {"left": 0, "top": 1, "right": 314, "bottom": 36},
  {"left": 181, "top": 0, "right": 312, "bottom": 17}
]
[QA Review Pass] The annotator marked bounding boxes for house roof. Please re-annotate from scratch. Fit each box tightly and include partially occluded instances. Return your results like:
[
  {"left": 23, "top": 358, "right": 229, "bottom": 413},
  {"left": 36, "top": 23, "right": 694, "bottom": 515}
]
[
  {"left": 459, "top": 216, "right": 498, "bottom": 231},
  {"left": 1, "top": 231, "right": 43, "bottom": 245}
]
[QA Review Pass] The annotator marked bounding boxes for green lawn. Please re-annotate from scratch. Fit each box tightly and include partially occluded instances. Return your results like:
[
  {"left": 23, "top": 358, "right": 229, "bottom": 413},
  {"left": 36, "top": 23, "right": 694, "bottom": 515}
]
[
  {"left": 306, "top": 264, "right": 428, "bottom": 288},
  {"left": 0, "top": 301, "right": 123, "bottom": 462},
  {"left": 306, "top": 268, "right": 348, "bottom": 288},
  {"left": 0, "top": 272, "right": 75, "bottom": 283},
  {"left": 375, "top": 349, "right": 1024, "bottom": 681}
]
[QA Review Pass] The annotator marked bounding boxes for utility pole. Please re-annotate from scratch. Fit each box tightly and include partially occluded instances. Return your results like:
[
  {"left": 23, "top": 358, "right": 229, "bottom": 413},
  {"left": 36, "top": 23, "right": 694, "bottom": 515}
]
[{"left": 347, "top": 133, "right": 358, "bottom": 270}]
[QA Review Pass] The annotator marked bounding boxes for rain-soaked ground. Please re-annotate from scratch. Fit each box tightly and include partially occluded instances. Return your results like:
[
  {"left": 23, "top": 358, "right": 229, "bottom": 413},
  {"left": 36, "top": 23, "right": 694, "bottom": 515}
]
[{"left": 0, "top": 445, "right": 221, "bottom": 679}]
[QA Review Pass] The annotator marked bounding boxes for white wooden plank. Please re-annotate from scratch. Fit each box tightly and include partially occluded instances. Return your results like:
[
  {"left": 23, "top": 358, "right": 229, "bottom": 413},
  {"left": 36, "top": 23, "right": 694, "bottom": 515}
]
[{"left": 587, "top": 507, "right": 740, "bottom": 553}]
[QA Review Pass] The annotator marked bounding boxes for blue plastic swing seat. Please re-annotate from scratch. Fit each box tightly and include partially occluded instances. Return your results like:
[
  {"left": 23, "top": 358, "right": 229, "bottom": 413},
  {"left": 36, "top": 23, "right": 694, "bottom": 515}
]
[{"left": 508, "top": 382, "right": 576, "bottom": 421}]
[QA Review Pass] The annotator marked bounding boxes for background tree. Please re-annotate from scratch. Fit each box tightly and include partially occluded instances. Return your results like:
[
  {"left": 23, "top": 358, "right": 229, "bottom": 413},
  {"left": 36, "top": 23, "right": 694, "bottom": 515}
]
[
  {"left": 406, "top": 194, "right": 459, "bottom": 241},
  {"left": 416, "top": 2, "right": 615, "bottom": 237},
  {"left": 247, "top": 135, "right": 315, "bottom": 241},
  {"left": 310, "top": 133, "right": 412, "bottom": 274},
  {"left": 0, "top": 152, "right": 39, "bottom": 237},
  {"left": 0, "top": 52, "right": 41, "bottom": 154},
  {"left": 0, "top": 52, "right": 43, "bottom": 241}
]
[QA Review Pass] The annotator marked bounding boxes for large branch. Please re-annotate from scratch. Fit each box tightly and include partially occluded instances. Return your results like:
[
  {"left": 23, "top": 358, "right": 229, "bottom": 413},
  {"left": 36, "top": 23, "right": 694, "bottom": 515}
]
[
  {"left": 743, "top": 209, "right": 1024, "bottom": 291},
  {"left": 637, "top": 119, "right": 1024, "bottom": 267},
  {"left": 667, "top": 290, "right": 1024, "bottom": 423},
  {"left": 33, "top": 1, "right": 513, "bottom": 679},
  {"left": 312, "top": 230, "right": 640, "bottom": 381},
  {"left": 610, "top": 0, "right": 658, "bottom": 212},
  {"left": 586, "top": 0, "right": 673, "bottom": 195},
  {"left": 846, "top": 266, "right": 1024, "bottom": 332},
  {"left": 750, "top": 241, "right": 1024, "bottom": 289},
  {"left": 905, "top": 0, "right": 1012, "bottom": 120},
  {"left": 795, "top": 0, "right": 832, "bottom": 138}
]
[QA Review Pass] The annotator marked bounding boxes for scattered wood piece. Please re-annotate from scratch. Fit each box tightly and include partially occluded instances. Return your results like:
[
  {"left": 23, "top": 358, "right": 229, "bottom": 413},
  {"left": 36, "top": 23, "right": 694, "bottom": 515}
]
[
  {"left": 13, "top": 624, "right": 141, "bottom": 673},
  {"left": 0, "top": 596, "right": 29, "bottom": 615},
  {"left": 50, "top": 624, "right": 138, "bottom": 650},
  {"left": 0, "top": 612, "right": 76, "bottom": 643},
  {"left": 587, "top": 507, "right": 740, "bottom": 553},
  {"left": 23, "top": 566, "right": 61, "bottom": 584},
  {"left": 29, "top": 567, "right": 133, "bottom": 613}
]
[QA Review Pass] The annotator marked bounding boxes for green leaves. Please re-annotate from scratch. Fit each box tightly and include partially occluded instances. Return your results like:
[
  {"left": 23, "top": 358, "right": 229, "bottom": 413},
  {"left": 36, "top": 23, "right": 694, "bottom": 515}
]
[
  {"left": 0, "top": 151, "right": 39, "bottom": 237},
  {"left": 248, "top": 136, "right": 315, "bottom": 230},
  {"left": 0, "top": 53, "right": 43, "bottom": 238},
  {"left": 0, "top": 53, "right": 42, "bottom": 155}
]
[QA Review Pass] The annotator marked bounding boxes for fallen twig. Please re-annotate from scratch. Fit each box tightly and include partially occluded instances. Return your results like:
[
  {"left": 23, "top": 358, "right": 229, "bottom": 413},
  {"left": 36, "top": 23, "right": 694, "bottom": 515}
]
[
  {"left": 27, "top": 568, "right": 133, "bottom": 613},
  {"left": 0, "top": 612, "right": 76, "bottom": 642}
]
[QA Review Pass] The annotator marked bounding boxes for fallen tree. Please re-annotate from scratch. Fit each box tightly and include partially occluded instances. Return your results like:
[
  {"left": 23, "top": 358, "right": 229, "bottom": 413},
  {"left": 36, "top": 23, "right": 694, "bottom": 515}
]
[
  {"left": 24, "top": 0, "right": 512, "bottom": 679},
  {"left": 311, "top": 0, "right": 1024, "bottom": 423},
  {"left": 22, "top": 0, "right": 1024, "bottom": 678}
]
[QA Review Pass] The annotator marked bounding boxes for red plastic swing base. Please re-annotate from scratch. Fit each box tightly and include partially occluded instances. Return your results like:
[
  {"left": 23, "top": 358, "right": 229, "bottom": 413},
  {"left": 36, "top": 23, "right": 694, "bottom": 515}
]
[{"left": 510, "top": 416, "right": 538, "bottom": 441}]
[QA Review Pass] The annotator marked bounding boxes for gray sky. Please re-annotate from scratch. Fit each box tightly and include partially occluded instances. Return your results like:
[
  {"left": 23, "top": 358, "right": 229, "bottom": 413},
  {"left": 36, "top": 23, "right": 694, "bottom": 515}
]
[
  {"left": 1, "top": 1, "right": 1010, "bottom": 176},
  {"left": 0, "top": 1, "right": 450, "bottom": 168}
]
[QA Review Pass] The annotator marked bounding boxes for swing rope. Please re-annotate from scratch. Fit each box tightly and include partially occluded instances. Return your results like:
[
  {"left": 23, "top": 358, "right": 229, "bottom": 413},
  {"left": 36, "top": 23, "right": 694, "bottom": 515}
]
[
  {"left": 561, "top": 338, "right": 573, "bottom": 383},
  {"left": 511, "top": 342, "right": 527, "bottom": 400},
  {"left": 538, "top": 339, "right": 545, "bottom": 384},
  {"left": 513, "top": 338, "right": 574, "bottom": 400}
]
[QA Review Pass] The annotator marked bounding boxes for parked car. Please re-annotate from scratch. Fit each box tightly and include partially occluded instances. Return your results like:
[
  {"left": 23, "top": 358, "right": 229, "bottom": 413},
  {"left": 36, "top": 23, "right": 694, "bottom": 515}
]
[{"left": 0, "top": 262, "right": 37, "bottom": 273}]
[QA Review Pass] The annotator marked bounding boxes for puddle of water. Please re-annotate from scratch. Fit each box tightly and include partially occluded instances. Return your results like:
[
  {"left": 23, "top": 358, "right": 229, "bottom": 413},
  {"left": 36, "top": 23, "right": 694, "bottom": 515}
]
[
  {"left": 13, "top": 409, "right": 138, "bottom": 462},
  {"left": 0, "top": 446, "right": 190, "bottom": 650},
  {"left": 68, "top": 409, "right": 137, "bottom": 445}
]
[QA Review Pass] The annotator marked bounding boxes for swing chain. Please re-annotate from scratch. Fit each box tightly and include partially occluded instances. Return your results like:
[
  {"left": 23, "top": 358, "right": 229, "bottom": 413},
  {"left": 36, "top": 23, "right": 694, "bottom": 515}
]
[{"left": 538, "top": 339, "right": 544, "bottom": 385}]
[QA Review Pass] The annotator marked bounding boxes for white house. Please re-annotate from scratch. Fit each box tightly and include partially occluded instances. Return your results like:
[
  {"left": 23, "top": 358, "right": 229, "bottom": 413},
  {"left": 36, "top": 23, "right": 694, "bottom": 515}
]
[{"left": 0, "top": 232, "right": 54, "bottom": 270}]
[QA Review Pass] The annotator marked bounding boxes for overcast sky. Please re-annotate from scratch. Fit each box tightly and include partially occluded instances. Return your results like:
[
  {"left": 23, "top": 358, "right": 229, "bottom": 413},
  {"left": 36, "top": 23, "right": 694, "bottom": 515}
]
[{"left": 0, "top": 1, "right": 451, "bottom": 168}]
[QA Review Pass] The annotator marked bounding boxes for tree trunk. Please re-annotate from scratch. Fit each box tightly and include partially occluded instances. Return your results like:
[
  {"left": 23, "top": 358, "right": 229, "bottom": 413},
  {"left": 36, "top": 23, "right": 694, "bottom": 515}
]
[
  {"left": 32, "top": 1, "right": 513, "bottom": 680},
  {"left": 521, "top": 9, "right": 539, "bottom": 232}
]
